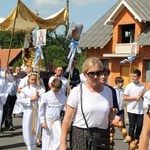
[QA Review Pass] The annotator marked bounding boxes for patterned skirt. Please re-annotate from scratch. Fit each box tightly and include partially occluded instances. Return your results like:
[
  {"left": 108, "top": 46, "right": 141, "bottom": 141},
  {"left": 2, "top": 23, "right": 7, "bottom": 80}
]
[{"left": 70, "top": 126, "right": 110, "bottom": 150}]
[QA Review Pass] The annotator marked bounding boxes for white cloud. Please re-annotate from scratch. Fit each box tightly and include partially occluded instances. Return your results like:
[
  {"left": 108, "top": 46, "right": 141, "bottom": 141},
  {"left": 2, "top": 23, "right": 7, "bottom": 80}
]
[
  {"left": 33, "top": 0, "right": 64, "bottom": 9},
  {"left": 34, "top": 0, "right": 60, "bottom": 5},
  {"left": 33, "top": 0, "right": 107, "bottom": 7},
  {"left": 72, "top": 0, "right": 103, "bottom": 6},
  {"left": 32, "top": 0, "right": 108, "bottom": 17},
  {"left": 32, "top": 0, "right": 65, "bottom": 17}
]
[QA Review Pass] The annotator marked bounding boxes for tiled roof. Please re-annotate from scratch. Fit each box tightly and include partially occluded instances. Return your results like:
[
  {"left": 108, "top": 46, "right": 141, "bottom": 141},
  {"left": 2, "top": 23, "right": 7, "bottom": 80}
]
[
  {"left": 126, "top": 0, "right": 150, "bottom": 22},
  {"left": 136, "top": 25, "right": 150, "bottom": 46},
  {"left": 0, "top": 48, "right": 22, "bottom": 68},
  {"left": 79, "top": 0, "right": 150, "bottom": 48},
  {"left": 78, "top": 1, "right": 119, "bottom": 49}
]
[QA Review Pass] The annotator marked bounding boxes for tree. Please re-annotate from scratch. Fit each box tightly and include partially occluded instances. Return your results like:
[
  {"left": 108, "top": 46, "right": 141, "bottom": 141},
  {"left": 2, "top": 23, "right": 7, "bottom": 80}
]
[
  {"left": 0, "top": 30, "right": 87, "bottom": 73},
  {"left": 0, "top": 31, "right": 25, "bottom": 48}
]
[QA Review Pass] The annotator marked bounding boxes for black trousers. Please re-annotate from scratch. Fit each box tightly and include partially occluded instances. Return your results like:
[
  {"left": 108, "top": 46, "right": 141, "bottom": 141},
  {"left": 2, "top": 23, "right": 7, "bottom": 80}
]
[
  {"left": 1, "top": 96, "right": 9, "bottom": 131},
  {"left": 1, "top": 95, "right": 16, "bottom": 129},
  {"left": 128, "top": 112, "right": 143, "bottom": 140}
]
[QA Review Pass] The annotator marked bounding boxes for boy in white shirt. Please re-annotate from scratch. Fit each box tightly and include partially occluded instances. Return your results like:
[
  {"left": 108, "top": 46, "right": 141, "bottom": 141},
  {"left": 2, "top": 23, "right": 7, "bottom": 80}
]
[{"left": 124, "top": 69, "right": 146, "bottom": 144}]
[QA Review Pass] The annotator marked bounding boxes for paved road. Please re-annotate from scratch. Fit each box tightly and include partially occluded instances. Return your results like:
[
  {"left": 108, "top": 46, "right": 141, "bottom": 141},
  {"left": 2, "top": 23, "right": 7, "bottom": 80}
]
[{"left": 0, "top": 114, "right": 129, "bottom": 150}]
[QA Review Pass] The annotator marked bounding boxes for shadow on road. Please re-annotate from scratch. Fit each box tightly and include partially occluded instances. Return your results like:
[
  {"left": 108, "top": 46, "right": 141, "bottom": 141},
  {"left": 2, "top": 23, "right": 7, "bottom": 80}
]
[{"left": 0, "top": 142, "right": 25, "bottom": 150}]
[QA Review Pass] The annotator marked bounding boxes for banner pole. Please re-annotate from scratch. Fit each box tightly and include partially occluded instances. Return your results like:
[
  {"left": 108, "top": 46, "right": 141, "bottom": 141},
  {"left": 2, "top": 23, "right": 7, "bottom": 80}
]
[{"left": 6, "top": 0, "right": 20, "bottom": 66}]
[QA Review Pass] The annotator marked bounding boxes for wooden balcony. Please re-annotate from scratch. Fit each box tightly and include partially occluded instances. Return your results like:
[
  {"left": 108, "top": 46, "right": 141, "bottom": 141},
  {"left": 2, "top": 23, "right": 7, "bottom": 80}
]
[{"left": 115, "top": 43, "right": 139, "bottom": 54}]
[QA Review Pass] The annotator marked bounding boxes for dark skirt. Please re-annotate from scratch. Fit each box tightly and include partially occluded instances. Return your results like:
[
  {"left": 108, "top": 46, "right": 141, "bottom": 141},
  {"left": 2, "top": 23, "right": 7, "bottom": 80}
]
[{"left": 70, "top": 126, "right": 110, "bottom": 150}]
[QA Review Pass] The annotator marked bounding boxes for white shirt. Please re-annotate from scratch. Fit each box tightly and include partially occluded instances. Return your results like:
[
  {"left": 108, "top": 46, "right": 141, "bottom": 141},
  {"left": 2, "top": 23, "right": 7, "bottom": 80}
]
[
  {"left": 67, "top": 84, "right": 113, "bottom": 129},
  {"left": 80, "top": 73, "right": 86, "bottom": 83},
  {"left": 49, "top": 76, "right": 68, "bottom": 95},
  {"left": 18, "top": 84, "right": 45, "bottom": 107},
  {"left": 18, "top": 76, "right": 28, "bottom": 88},
  {"left": 0, "top": 68, "right": 5, "bottom": 77},
  {"left": 124, "top": 82, "right": 146, "bottom": 114},
  {"left": 39, "top": 90, "right": 66, "bottom": 124},
  {"left": 143, "top": 90, "right": 150, "bottom": 110},
  {"left": 114, "top": 86, "right": 124, "bottom": 111},
  {"left": 0, "top": 76, "right": 9, "bottom": 104}
]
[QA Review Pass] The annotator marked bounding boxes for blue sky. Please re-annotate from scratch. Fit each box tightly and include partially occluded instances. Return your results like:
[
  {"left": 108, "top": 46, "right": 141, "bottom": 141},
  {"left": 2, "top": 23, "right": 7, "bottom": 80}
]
[{"left": 0, "top": 0, "right": 118, "bottom": 34}]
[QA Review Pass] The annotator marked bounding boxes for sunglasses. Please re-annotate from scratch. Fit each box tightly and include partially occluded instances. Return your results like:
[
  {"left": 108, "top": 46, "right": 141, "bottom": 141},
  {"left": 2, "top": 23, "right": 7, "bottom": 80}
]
[{"left": 86, "top": 70, "right": 102, "bottom": 78}]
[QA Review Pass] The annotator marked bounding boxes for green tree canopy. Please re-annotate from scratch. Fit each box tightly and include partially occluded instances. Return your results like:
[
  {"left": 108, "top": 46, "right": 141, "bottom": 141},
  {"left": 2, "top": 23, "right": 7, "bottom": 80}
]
[{"left": 0, "top": 30, "right": 86, "bottom": 72}]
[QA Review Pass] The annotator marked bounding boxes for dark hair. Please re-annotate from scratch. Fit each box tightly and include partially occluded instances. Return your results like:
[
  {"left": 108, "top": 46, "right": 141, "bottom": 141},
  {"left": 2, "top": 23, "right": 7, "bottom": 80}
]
[
  {"left": 132, "top": 69, "right": 141, "bottom": 77},
  {"left": 115, "top": 76, "right": 124, "bottom": 84},
  {"left": 102, "top": 67, "right": 110, "bottom": 76},
  {"left": 51, "top": 78, "right": 62, "bottom": 89}
]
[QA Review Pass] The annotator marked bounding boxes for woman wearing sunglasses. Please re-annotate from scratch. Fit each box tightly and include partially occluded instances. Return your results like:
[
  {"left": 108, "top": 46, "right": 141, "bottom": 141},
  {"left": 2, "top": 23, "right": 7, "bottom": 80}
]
[{"left": 60, "top": 57, "right": 120, "bottom": 150}]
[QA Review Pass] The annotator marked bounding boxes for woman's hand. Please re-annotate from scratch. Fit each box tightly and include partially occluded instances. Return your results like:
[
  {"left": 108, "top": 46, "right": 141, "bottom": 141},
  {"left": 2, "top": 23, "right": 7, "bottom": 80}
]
[
  {"left": 109, "top": 108, "right": 118, "bottom": 120},
  {"left": 111, "top": 115, "right": 121, "bottom": 127},
  {"left": 109, "top": 108, "right": 120, "bottom": 126},
  {"left": 59, "top": 142, "right": 67, "bottom": 150}
]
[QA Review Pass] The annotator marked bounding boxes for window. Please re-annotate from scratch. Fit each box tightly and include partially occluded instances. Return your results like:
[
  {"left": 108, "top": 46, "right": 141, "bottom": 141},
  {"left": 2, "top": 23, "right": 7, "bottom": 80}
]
[
  {"left": 118, "top": 24, "right": 135, "bottom": 43},
  {"left": 101, "top": 60, "right": 109, "bottom": 67}
]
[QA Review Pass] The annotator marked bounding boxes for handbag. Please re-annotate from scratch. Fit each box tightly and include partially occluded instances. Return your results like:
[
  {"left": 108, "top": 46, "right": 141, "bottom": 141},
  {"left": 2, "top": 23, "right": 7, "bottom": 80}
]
[{"left": 80, "top": 84, "right": 110, "bottom": 150}]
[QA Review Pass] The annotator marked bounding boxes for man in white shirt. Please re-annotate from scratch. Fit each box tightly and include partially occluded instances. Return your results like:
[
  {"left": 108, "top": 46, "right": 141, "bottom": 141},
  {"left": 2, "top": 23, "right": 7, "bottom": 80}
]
[
  {"left": 48, "top": 66, "right": 68, "bottom": 96},
  {"left": 3, "top": 67, "right": 18, "bottom": 131},
  {"left": 124, "top": 69, "right": 146, "bottom": 144}
]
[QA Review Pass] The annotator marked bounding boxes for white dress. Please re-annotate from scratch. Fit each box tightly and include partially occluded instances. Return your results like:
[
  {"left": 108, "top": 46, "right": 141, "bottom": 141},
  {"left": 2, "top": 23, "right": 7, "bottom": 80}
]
[
  {"left": 13, "top": 76, "right": 28, "bottom": 115},
  {"left": 0, "top": 76, "right": 9, "bottom": 129},
  {"left": 18, "top": 85, "right": 45, "bottom": 150},
  {"left": 39, "top": 90, "right": 66, "bottom": 150},
  {"left": 14, "top": 76, "right": 45, "bottom": 115}
]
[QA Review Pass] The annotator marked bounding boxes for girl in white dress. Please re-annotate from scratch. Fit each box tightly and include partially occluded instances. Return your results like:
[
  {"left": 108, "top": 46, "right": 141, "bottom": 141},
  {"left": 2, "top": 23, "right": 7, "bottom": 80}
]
[
  {"left": 39, "top": 78, "right": 66, "bottom": 150},
  {"left": 18, "top": 72, "right": 45, "bottom": 150}
]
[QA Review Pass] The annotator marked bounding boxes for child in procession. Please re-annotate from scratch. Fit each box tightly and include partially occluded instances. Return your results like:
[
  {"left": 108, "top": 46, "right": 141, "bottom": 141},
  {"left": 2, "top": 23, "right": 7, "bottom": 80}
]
[
  {"left": 39, "top": 78, "right": 66, "bottom": 150},
  {"left": 18, "top": 72, "right": 45, "bottom": 150}
]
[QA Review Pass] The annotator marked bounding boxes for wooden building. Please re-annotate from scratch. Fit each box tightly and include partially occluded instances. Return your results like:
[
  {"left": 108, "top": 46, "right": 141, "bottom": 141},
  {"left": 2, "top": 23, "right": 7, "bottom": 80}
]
[
  {"left": 0, "top": 49, "right": 22, "bottom": 68},
  {"left": 79, "top": 0, "right": 150, "bottom": 89}
]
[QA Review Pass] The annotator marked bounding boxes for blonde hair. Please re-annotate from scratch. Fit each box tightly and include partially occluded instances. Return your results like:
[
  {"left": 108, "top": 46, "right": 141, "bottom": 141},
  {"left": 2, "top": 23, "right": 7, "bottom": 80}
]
[
  {"left": 27, "top": 72, "right": 40, "bottom": 87},
  {"left": 51, "top": 78, "right": 62, "bottom": 89},
  {"left": 82, "top": 57, "right": 103, "bottom": 73}
]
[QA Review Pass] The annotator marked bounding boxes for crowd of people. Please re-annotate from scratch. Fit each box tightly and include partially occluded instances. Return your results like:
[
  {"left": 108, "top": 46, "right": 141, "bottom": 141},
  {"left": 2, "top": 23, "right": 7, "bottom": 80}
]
[{"left": 0, "top": 57, "right": 150, "bottom": 150}]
